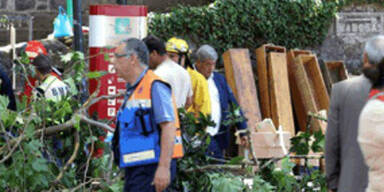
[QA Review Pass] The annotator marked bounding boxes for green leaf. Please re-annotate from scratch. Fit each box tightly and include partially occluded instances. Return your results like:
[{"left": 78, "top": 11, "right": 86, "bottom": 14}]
[
  {"left": 73, "top": 51, "right": 85, "bottom": 60},
  {"left": 210, "top": 173, "right": 244, "bottom": 192},
  {"left": 25, "top": 124, "right": 35, "bottom": 138},
  {"left": 227, "top": 156, "right": 244, "bottom": 165},
  {"left": 0, "top": 95, "right": 9, "bottom": 112},
  {"left": 252, "top": 175, "right": 275, "bottom": 192},
  {"left": 87, "top": 71, "right": 108, "bottom": 79},
  {"left": 104, "top": 52, "right": 110, "bottom": 62},
  {"left": 31, "top": 158, "right": 48, "bottom": 172},
  {"left": 74, "top": 114, "right": 81, "bottom": 130},
  {"left": 61, "top": 52, "right": 74, "bottom": 63},
  {"left": 63, "top": 78, "right": 78, "bottom": 95}
]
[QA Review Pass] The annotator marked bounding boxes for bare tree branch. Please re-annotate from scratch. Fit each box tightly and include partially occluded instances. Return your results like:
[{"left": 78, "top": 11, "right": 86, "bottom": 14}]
[
  {"left": 0, "top": 134, "right": 23, "bottom": 163},
  {"left": 84, "top": 93, "right": 124, "bottom": 110},
  {"left": 184, "top": 164, "right": 245, "bottom": 173},
  {"left": 83, "top": 126, "right": 94, "bottom": 190},
  {"left": 80, "top": 115, "right": 114, "bottom": 132},
  {"left": 53, "top": 130, "right": 80, "bottom": 184}
]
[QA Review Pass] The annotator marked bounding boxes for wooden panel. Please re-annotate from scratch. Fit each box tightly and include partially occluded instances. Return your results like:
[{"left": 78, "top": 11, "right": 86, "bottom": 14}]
[
  {"left": 326, "top": 61, "right": 348, "bottom": 84},
  {"left": 319, "top": 59, "right": 333, "bottom": 95},
  {"left": 303, "top": 56, "right": 329, "bottom": 110},
  {"left": 268, "top": 52, "right": 295, "bottom": 135},
  {"left": 223, "top": 49, "right": 262, "bottom": 132},
  {"left": 287, "top": 50, "right": 312, "bottom": 132},
  {"left": 294, "top": 55, "right": 329, "bottom": 132},
  {"left": 255, "top": 44, "right": 286, "bottom": 120}
]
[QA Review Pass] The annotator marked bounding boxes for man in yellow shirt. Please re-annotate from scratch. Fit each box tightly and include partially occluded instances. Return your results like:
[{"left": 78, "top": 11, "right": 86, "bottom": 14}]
[{"left": 166, "top": 37, "right": 211, "bottom": 116}]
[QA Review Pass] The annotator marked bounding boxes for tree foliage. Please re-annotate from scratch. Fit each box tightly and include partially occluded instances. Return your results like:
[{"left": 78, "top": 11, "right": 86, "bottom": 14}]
[
  {"left": 149, "top": 0, "right": 340, "bottom": 56},
  {"left": 0, "top": 52, "right": 122, "bottom": 191}
]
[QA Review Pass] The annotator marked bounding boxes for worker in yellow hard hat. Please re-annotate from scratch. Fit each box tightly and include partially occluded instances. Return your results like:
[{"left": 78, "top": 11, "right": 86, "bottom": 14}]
[{"left": 166, "top": 37, "right": 211, "bottom": 116}]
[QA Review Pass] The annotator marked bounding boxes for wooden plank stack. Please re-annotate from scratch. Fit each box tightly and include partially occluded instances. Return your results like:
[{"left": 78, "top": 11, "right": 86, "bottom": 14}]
[{"left": 221, "top": 44, "right": 348, "bottom": 159}]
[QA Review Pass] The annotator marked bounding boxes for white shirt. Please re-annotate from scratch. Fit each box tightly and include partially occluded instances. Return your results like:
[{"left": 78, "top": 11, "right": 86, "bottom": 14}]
[
  {"left": 206, "top": 73, "right": 221, "bottom": 136},
  {"left": 154, "top": 58, "right": 193, "bottom": 108},
  {"left": 358, "top": 98, "right": 384, "bottom": 192}
]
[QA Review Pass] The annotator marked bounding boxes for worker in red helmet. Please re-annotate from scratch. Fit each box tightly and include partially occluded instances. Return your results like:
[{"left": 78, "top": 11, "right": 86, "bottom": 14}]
[{"left": 23, "top": 41, "right": 62, "bottom": 101}]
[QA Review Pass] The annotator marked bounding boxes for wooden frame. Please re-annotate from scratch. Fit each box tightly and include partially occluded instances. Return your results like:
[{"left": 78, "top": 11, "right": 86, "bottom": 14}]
[
  {"left": 320, "top": 60, "right": 348, "bottom": 94},
  {"left": 326, "top": 61, "right": 348, "bottom": 86},
  {"left": 255, "top": 44, "right": 285, "bottom": 119},
  {"left": 255, "top": 45, "right": 294, "bottom": 135},
  {"left": 294, "top": 55, "right": 329, "bottom": 132},
  {"left": 287, "top": 50, "right": 312, "bottom": 132}
]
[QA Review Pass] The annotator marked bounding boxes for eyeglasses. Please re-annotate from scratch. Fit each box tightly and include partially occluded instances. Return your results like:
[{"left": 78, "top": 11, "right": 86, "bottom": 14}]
[{"left": 113, "top": 53, "right": 129, "bottom": 59}]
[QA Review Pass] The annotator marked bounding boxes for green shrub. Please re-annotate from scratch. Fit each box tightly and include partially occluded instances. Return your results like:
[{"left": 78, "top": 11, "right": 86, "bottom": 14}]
[{"left": 149, "top": 0, "right": 340, "bottom": 55}]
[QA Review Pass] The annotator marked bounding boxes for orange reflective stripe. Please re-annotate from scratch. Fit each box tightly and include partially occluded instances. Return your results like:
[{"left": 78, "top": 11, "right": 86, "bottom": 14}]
[
  {"left": 172, "top": 129, "right": 183, "bottom": 159},
  {"left": 130, "top": 70, "right": 183, "bottom": 158}
]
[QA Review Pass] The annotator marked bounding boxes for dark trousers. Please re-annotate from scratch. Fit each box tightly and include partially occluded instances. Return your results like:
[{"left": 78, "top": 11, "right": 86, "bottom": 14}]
[
  {"left": 207, "top": 136, "right": 224, "bottom": 159},
  {"left": 124, "top": 159, "right": 177, "bottom": 192}
]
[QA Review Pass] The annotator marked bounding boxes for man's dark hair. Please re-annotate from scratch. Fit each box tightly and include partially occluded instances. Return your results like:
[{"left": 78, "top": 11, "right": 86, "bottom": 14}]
[
  {"left": 32, "top": 54, "right": 52, "bottom": 75},
  {"left": 143, "top": 35, "right": 167, "bottom": 56}
]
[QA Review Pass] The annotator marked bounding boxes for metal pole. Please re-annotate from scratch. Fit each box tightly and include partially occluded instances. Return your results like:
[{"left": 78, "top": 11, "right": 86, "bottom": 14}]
[
  {"left": 28, "top": 16, "right": 33, "bottom": 41},
  {"left": 117, "top": 0, "right": 127, "bottom": 5},
  {"left": 10, "top": 24, "right": 16, "bottom": 90},
  {"left": 73, "top": 0, "right": 83, "bottom": 52},
  {"left": 73, "top": 0, "right": 87, "bottom": 102},
  {"left": 67, "top": 0, "right": 74, "bottom": 27}
]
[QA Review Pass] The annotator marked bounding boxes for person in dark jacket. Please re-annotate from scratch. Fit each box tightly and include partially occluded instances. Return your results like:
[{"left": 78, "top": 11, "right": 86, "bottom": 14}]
[
  {"left": 0, "top": 65, "right": 16, "bottom": 110},
  {"left": 195, "top": 45, "right": 248, "bottom": 159}
]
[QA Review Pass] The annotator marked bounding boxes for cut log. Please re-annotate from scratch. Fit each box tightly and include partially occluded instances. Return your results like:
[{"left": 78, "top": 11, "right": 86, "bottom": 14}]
[
  {"left": 223, "top": 49, "right": 262, "bottom": 132},
  {"left": 268, "top": 52, "right": 295, "bottom": 135},
  {"left": 287, "top": 50, "right": 312, "bottom": 132}
]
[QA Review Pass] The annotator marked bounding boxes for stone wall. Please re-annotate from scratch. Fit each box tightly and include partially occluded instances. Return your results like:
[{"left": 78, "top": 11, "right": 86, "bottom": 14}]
[
  {"left": 313, "top": 4, "right": 384, "bottom": 74},
  {"left": 0, "top": 0, "right": 212, "bottom": 45}
]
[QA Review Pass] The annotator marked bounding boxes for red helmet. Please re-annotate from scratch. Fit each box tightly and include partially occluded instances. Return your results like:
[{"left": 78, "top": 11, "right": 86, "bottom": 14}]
[{"left": 25, "top": 41, "right": 47, "bottom": 61}]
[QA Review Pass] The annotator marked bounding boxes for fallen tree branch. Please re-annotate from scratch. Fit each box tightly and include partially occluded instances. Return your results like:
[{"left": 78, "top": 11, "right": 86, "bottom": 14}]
[
  {"left": 80, "top": 115, "right": 114, "bottom": 132},
  {"left": 308, "top": 112, "right": 327, "bottom": 122},
  {"left": 83, "top": 126, "right": 94, "bottom": 189},
  {"left": 53, "top": 130, "right": 80, "bottom": 184},
  {"left": 41, "top": 113, "right": 114, "bottom": 136},
  {"left": 184, "top": 164, "right": 244, "bottom": 173},
  {"left": 0, "top": 134, "right": 23, "bottom": 164},
  {"left": 84, "top": 93, "right": 124, "bottom": 110},
  {"left": 69, "top": 178, "right": 102, "bottom": 192}
]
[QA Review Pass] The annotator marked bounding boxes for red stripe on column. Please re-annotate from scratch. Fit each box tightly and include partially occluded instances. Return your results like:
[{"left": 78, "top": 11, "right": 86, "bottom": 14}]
[{"left": 90, "top": 5, "right": 148, "bottom": 17}]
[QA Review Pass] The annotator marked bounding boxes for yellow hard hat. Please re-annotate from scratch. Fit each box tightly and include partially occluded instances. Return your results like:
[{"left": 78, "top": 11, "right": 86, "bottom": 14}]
[{"left": 166, "top": 37, "right": 190, "bottom": 54}]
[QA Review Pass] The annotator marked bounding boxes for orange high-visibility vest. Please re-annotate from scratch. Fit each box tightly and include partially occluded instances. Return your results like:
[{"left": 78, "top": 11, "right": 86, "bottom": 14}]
[{"left": 128, "top": 70, "right": 183, "bottom": 159}]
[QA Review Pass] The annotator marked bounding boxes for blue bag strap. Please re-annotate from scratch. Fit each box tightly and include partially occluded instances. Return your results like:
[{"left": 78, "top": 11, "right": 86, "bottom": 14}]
[{"left": 58, "top": 6, "right": 66, "bottom": 15}]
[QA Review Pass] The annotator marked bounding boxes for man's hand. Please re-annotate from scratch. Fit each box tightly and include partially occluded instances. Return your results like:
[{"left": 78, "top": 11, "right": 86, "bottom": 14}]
[
  {"left": 239, "top": 136, "right": 249, "bottom": 147},
  {"left": 153, "top": 166, "right": 171, "bottom": 192}
]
